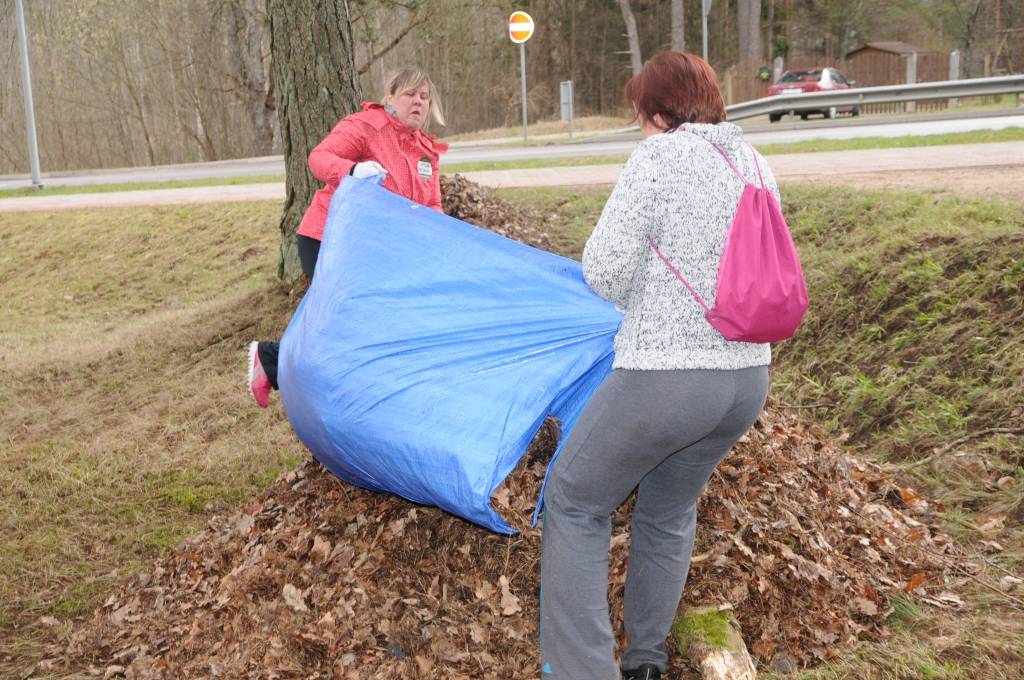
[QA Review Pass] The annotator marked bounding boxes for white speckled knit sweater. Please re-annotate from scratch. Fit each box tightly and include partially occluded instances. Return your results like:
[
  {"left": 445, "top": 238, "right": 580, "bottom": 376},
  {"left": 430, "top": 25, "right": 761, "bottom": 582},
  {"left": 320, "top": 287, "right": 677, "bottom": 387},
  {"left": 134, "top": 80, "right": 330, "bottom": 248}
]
[{"left": 582, "top": 123, "right": 777, "bottom": 370}]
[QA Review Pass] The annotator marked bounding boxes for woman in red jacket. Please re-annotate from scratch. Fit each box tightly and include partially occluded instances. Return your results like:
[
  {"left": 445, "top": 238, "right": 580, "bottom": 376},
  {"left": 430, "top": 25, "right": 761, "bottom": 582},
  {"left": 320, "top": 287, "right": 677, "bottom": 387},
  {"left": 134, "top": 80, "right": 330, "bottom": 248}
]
[{"left": 248, "top": 68, "right": 448, "bottom": 407}]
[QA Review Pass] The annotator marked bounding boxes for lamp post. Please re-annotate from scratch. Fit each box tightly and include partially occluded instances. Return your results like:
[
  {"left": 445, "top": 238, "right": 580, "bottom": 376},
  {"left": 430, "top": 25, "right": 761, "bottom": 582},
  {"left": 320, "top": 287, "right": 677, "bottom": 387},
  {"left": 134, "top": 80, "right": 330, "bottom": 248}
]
[{"left": 15, "top": 0, "right": 43, "bottom": 188}]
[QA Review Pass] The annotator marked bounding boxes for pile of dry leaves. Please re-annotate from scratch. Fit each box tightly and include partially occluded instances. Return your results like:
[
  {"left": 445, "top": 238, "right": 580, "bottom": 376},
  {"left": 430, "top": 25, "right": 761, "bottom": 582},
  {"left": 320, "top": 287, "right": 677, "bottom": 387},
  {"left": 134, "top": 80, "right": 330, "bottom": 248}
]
[
  {"left": 441, "top": 174, "right": 553, "bottom": 251},
  {"left": 61, "top": 180, "right": 961, "bottom": 678},
  {"left": 63, "top": 405, "right": 959, "bottom": 679}
]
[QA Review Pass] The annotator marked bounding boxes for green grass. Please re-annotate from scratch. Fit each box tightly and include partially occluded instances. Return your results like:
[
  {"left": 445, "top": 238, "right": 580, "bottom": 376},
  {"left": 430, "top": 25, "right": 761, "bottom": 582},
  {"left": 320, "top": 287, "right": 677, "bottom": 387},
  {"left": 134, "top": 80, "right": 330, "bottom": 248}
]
[
  {"left": 505, "top": 182, "right": 1024, "bottom": 678},
  {"left": 774, "top": 184, "right": 1024, "bottom": 475},
  {"left": 0, "top": 173, "right": 284, "bottom": 199},
  {"left": 755, "top": 125, "right": 1024, "bottom": 155},
  {"left": 507, "top": 181, "right": 1024, "bottom": 491}
]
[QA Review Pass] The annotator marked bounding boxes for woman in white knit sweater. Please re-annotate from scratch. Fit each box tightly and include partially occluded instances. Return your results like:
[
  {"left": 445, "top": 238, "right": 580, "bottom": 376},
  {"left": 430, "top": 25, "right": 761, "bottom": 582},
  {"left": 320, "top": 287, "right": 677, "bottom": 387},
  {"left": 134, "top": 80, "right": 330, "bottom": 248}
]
[{"left": 539, "top": 52, "right": 776, "bottom": 680}]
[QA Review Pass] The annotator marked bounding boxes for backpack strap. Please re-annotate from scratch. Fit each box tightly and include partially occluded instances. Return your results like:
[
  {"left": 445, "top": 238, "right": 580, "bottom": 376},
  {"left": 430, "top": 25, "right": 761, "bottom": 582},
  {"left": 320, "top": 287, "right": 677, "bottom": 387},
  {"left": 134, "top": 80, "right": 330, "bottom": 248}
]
[
  {"left": 708, "top": 143, "right": 751, "bottom": 186},
  {"left": 645, "top": 235, "right": 711, "bottom": 314},
  {"left": 676, "top": 126, "right": 765, "bottom": 189},
  {"left": 746, "top": 142, "right": 766, "bottom": 190}
]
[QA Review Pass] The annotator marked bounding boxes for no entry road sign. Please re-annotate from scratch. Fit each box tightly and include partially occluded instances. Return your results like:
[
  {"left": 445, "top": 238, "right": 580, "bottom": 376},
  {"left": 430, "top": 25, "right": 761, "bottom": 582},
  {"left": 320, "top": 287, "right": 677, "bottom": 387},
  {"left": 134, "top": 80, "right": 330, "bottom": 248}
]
[{"left": 508, "top": 11, "right": 534, "bottom": 44}]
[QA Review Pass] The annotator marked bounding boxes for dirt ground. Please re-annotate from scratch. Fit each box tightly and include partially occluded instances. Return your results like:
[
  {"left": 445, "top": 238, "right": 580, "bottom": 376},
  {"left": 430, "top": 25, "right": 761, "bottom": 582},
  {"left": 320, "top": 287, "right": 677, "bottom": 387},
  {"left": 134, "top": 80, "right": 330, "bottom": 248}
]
[{"left": 802, "top": 164, "right": 1024, "bottom": 204}]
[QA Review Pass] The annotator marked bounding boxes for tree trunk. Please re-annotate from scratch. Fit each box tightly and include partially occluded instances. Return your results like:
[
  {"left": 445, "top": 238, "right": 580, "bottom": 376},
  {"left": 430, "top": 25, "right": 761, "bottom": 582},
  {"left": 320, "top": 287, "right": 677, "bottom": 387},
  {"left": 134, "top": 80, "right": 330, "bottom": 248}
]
[
  {"left": 227, "top": 0, "right": 276, "bottom": 155},
  {"left": 738, "top": 0, "right": 764, "bottom": 62},
  {"left": 267, "top": 0, "right": 361, "bottom": 282},
  {"left": 671, "top": 0, "right": 685, "bottom": 51},
  {"left": 616, "top": 0, "right": 643, "bottom": 75}
]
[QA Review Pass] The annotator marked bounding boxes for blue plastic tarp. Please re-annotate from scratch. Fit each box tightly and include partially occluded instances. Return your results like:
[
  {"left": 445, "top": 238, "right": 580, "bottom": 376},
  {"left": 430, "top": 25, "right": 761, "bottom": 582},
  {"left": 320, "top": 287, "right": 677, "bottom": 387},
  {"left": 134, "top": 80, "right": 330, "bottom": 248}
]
[{"left": 279, "top": 178, "right": 621, "bottom": 534}]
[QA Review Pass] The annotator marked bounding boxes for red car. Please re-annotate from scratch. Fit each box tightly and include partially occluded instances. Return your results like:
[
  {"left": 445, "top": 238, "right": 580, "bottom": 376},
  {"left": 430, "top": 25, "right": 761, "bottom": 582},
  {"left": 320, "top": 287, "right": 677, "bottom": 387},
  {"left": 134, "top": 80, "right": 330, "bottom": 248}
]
[{"left": 765, "top": 68, "right": 860, "bottom": 122}]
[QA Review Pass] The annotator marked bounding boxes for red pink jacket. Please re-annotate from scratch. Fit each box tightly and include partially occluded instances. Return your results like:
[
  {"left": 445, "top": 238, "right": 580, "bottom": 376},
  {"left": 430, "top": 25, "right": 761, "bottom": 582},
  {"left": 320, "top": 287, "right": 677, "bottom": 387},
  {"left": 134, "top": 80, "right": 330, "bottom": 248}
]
[{"left": 297, "top": 102, "right": 448, "bottom": 240}]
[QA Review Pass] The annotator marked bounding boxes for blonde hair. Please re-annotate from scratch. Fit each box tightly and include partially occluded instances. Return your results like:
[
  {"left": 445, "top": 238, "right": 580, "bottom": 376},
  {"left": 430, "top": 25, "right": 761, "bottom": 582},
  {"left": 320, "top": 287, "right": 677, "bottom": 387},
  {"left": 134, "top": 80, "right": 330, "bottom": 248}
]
[{"left": 383, "top": 68, "right": 446, "bottom": 129}]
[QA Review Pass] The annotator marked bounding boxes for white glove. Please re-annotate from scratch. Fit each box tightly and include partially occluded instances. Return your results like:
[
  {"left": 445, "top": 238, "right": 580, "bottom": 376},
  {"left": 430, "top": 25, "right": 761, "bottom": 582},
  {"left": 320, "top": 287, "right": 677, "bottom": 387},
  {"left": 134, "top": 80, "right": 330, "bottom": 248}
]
[{"left": 351, "top": 161, "right": 387, "bottom": 179}]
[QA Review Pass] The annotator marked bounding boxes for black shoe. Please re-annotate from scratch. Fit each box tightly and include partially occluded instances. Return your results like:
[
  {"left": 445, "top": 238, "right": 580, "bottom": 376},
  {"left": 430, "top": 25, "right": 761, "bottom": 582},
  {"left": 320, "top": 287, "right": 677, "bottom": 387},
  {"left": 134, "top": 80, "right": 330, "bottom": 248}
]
[{"left": 622, "top": 664, "right": 661, "bottom": 680}]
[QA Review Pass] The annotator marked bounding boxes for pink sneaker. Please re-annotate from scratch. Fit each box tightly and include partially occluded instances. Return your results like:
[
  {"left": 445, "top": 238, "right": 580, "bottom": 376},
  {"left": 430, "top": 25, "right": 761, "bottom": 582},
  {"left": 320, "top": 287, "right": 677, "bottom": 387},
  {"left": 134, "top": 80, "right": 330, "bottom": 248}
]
[{"left": 247, "top": 341, "right": 271, "bottom": 408}]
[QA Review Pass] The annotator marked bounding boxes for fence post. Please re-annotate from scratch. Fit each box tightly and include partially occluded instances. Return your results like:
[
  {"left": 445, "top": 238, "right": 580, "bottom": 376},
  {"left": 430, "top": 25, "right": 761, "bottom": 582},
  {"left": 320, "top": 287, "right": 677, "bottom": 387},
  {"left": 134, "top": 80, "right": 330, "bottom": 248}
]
[
  {"left": 948, "top": 49, "right": 960, "bottom": 108},
  {"left": 905, "top": 51, "right": 917, "bottom": 113},
  {"left": 724, "top": 68, "right": 734, "bottom": 105},
  {"left": 773, "top": 56, "right": 784, "bottom": 83}
]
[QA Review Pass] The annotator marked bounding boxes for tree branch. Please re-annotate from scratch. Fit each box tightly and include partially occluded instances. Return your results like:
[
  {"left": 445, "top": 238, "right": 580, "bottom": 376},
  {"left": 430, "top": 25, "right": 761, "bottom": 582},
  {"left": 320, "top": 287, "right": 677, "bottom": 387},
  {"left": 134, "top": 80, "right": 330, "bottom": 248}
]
[
  {"left": 356, "top": 8, "right": 431, "bottom": 76},
  {"left": 901, "top": 427, "right": 1024, "bottom": 469}
]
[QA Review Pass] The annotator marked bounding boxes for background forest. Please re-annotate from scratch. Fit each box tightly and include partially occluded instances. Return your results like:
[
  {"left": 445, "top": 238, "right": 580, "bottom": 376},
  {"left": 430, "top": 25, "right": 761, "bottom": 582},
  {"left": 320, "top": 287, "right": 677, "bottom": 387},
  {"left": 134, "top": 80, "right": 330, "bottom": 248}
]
[{"left": 1, "top": 0, "right": 1021, "bottom": 174}]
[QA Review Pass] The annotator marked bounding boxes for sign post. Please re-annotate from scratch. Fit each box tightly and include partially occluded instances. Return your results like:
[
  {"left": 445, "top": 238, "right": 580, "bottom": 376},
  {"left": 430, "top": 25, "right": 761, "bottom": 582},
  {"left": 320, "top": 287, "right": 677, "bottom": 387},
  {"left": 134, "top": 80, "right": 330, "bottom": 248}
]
[
  {"left": 15, "top": 0, "right": 42, "bottom": 188},
  {"left": 508, "top": 11, "right": 535, "bottom": 141},
  {"left": 702, "top": 0, "right": 713, "bottom": 62},
  {"left": 560, "top": 80, "right": 575, "bottom": 138}
]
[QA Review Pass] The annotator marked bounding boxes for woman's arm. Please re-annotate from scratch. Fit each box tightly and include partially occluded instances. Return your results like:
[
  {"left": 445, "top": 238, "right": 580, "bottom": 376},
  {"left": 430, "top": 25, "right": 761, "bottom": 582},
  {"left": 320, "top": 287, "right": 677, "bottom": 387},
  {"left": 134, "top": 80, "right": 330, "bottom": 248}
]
[
  {"left": 428, "top": 162, "right": 443, "bottom": 211},
  {"left": 582, "top": 143, "right": 661, "bottom": 308},
  {"left": 308, "top": 116, "right": 368, "bottom": 186}
]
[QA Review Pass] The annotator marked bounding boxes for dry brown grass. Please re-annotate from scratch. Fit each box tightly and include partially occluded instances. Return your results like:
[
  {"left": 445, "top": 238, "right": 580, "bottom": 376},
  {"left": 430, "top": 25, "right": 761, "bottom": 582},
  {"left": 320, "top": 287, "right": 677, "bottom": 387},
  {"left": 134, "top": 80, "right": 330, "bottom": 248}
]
[{"left": 0, "top": 202, "right": 310, "bottom": 670}]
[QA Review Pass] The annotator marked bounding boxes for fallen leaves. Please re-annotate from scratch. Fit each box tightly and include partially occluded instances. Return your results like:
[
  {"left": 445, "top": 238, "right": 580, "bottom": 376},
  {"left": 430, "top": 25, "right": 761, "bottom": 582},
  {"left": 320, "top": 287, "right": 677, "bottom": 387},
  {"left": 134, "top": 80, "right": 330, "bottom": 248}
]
[
  {"left": 441, "top": 174, "right": 553, "bottom": 251},
  {"left": 56, "top": 183, "right": 962, "bottom": 678},
  {"left": 905, "top": 572, "right": 929, "bottom": 593},
  {"left": 282, "top": 583, "right": 309, "bottom": 613},
  {"left": 499, "top": 576, "right": 523, "bottom": 617},
  {"left": 60, "top": 403, "right": 961, "bottom": 678}
]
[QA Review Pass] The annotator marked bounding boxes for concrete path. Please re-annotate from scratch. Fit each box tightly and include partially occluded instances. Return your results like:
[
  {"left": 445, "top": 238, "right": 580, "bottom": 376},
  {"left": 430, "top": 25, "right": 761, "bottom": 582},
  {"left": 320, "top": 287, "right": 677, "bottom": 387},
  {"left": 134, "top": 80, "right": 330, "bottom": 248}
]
[{"left": 2, "top": 141, "right": 1022, "bottom": 213}]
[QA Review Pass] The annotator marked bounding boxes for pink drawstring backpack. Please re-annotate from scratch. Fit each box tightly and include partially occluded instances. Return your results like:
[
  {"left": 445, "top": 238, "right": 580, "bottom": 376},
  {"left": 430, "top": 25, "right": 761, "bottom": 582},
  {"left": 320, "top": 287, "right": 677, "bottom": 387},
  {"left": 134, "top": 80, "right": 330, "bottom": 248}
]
[{"left": 647, "top": 133, "right": 809, "bottom": 343}]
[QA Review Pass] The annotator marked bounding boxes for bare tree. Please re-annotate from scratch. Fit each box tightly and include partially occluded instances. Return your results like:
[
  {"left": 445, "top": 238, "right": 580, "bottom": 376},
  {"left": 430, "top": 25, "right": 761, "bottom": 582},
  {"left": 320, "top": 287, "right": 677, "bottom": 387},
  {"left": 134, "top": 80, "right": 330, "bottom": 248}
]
[
  {"left": 617, "top": 0, "right": 643, "bottom": 74},
  {"left": 944, "top": 0, "right": 987, "bottom": 76},
  {"left": 671, "top": 0, "right": 686, "bottom": 51},
  {"left": 225, "top": 0, "right": 276, "bottom": 154},
  {"left": 738, "top": 0, "right": 764, "bottom": 62},
  {"left": 267, "top": 0, "right": 361, "bottom": 281}
]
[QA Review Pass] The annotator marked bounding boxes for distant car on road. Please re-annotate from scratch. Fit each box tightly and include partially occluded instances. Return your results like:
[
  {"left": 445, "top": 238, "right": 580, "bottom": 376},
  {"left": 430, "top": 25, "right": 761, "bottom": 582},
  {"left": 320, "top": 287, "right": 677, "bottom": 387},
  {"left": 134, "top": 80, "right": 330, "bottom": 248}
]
[{"left": 766, "top": 68, "right": 860, "bottom": 122}]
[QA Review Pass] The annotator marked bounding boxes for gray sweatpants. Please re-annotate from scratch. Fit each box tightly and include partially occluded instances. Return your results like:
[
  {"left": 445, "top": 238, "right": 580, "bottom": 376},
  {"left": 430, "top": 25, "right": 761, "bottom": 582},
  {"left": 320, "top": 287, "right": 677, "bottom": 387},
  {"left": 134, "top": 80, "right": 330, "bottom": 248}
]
[{"left": 539, "top": 366, "right": 769, "bottom": 680}]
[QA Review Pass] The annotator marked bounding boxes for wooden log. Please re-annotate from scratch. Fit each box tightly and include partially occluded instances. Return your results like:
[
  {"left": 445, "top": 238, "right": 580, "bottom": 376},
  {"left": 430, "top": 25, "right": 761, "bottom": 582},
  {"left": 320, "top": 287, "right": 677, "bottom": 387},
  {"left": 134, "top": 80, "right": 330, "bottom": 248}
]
[{"left": 672, "top": 604, "right": 758, "bottom": 680}]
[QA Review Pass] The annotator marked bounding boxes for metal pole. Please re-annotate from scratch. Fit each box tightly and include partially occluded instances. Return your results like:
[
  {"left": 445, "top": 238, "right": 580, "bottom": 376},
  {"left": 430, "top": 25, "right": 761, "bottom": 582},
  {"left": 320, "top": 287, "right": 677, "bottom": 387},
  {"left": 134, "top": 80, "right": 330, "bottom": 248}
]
[
  {"left": 16, "top": 0, "right": 43, "bottom": 188},
  {"left": 702, "top": 13, "right": 708, "bottom": 61},
  {"left": 702, "top": 0, "right": 712, "bottom": 62},
  {"left": 519, "top": 42, "right": 528, "bottom": 142}
]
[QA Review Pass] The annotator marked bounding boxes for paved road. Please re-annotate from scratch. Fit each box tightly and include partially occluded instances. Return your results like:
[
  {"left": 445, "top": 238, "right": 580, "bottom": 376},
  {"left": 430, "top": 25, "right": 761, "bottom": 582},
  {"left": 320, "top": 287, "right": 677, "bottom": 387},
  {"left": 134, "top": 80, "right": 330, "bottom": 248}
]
[
  {"left": 3, "top": 141, "right": 1022, "bottom": 213},
  {"left": 1, "top": 111, "right": 1021, "bottom": 192},
  {"left": 448, "top": 111, "right": 1024, "bottom": 164}
]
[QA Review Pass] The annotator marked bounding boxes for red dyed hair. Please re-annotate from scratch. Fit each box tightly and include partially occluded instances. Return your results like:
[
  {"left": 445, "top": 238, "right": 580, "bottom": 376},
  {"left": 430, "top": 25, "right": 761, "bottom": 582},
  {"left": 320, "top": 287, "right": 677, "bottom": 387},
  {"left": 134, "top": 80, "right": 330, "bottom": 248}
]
[{"left": 625, "top": 51, "right": 726, "bottom": 128}]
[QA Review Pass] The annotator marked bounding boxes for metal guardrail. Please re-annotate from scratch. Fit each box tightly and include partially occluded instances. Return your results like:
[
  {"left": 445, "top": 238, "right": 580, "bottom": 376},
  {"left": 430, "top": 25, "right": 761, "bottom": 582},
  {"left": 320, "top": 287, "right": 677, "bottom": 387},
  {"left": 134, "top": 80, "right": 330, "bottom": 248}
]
[{"left": 725, "top": 74, "right": 1024, "bottom": 121}]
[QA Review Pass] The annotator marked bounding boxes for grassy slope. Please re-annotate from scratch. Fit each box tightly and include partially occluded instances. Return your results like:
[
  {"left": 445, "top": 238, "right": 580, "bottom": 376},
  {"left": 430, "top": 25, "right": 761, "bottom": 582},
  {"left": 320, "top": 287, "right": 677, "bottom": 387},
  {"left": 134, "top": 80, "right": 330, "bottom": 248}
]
[
  {"left": 501, "top": 184, "right": 1024, "bottom": 475},
  {"left": 776, "top": 187, "right": 1024, "bottom": 462},
  {"left": 499, "top": 184, "right": 1024, "bottom": 678},
  {"left": 2, "top": 184, "right": 1022, "bottom": 677},
  {"left": 0, "top": 203, "right": 308, "bottom": 664}
]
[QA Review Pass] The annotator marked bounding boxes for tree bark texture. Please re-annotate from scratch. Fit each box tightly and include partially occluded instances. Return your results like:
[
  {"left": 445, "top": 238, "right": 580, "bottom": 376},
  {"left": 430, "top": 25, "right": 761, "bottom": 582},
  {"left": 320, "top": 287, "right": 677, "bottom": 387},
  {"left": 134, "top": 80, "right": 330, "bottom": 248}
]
[
  {"left": 617, "top": 0, "right": 643, "bottom": 75},
  {"left": 227, "top": 0, "right": 276, "bottom": 154},
  {"left": 738, "top": 0, "right": 764, "bottom": 62},
  {"left": 268, "top": 0, "right": 361, "bottom": 282},
  {"left": 671, "top": 0, "right": 686, "bottom": 50}
]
